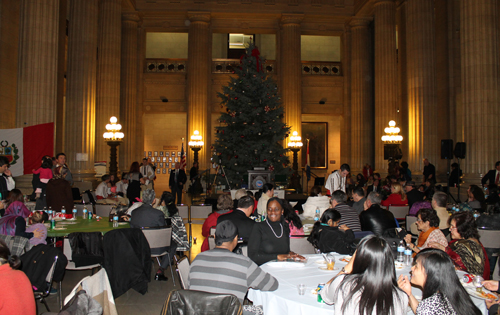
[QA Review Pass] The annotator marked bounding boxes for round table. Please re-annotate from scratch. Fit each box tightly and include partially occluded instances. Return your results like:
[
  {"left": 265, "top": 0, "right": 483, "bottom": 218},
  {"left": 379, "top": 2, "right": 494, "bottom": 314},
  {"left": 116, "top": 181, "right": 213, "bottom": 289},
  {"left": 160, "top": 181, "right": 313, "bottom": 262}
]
[
  {"left": 46, "top": 217, "right": 130, "bottom": 237},
  {"left": 247, "top": 253, "right": 488, "bottom": 315}
]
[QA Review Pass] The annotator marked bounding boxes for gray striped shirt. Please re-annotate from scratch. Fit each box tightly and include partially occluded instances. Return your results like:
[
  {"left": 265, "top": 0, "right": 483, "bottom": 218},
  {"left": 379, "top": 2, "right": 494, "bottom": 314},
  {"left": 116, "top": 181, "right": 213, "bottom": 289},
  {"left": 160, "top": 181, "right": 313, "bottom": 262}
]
[{"left": 188, "top": 248, "right": 279, "bottom": 302}]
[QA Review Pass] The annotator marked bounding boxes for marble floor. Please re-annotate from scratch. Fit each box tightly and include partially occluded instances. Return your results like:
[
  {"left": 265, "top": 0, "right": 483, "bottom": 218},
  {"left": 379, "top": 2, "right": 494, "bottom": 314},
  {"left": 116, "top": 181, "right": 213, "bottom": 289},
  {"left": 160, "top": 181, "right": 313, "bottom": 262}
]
[{"left": 40, "top": 223, "right": 204, "bottom": 315}]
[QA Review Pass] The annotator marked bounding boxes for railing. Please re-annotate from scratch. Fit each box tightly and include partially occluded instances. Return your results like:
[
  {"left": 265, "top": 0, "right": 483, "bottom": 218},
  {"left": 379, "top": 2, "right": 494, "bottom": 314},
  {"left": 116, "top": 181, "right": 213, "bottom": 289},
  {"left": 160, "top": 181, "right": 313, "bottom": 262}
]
[
  {"left": 301, "top": 61, "right": 342, "bottom": 76},
  {"left": 145, "top": 59, "right": 187, "bottom": 73}
]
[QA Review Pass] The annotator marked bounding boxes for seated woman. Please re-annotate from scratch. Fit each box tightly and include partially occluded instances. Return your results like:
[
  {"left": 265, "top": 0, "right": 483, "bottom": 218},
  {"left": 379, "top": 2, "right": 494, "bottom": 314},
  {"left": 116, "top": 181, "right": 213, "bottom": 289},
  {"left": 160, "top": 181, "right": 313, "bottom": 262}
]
[
  {"left": 200, "top": 194, "right": 233, "bottom": 252},
  {"left": 321, "top": 235, "right": 408, "bottom": 314},
  {"left": 430, "top": 211, "right": 490, "bottom": 280},
  {"left": 46, "top": 166, "right": 74, "bottom": 212},
  {"left": 381, "top": 182, "right": 408, "bottom": 207},
  {"left": 404, "top": 208, "right": 447, "bottom": 255},
  {"left": 307, "top": 209, "right": 355, "bottom": 255},
  {"left": 0, "top": 239, "right": 36, "bottom": 314},
  {"left": 248, "top": 197, "right": 305, "bottom": 265},
  {"left": 467, "top": 184, "right": 486, "bottom": 211},
  {"left": 256, "top": 183, "right": 274, "bottom": 217},
  {"left": 302, "top": 185, "right": 330, "bottom": 218},
  {"left": 398, "top": 248, "right": 482, "bottom": 315},
  {"left": 282, "top": 200, "right": 303, "bottom": 237},
  {"left": 155, "top": 191, "right": 190, "bottom": 255},
  {"left": 0, "top": 189, "right": 41, "bottom": 240}
]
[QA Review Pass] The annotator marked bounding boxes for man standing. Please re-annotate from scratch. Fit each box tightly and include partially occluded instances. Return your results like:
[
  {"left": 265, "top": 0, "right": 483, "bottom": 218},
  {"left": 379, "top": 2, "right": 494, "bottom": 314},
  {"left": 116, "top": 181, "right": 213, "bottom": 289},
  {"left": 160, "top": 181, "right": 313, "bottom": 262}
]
[
  {"left": 54, "top": 153, "right": 73, "bottom": 186},
  {"left": 359, "top": 192, "right": 397, "bottom": 236},
  {"left": 423, "top": 158, "right": 436, "bottom": 184},
  {"left": 405, "top": 181, "right": 424, "bottom": 209},
  {"left": 140, "top": 158, "right": 155, "bottom": 189},
  {"left": 351, "top": 187, "right": 366, "bottom": 215},
  {"left": 188, "top": 220, "right": 278, "bottom": 304},
  {"left": 325, "top": 163, "right": 350, "bottom": 195},
  {"left": 481, "top": 161, "right": 500, "bottom": 187},
  {"left": 410, "top": 191, "right": 449, "bottom": 235},
  {"left": 330, "top": 190, "right": 361, "bottom": 231},
  {"left": 129, "top": 189, "right": 170, "bottom": 281},
  {"left": 217, "top": 196, "right": 255, "bottom": 245},
  {"left": 169, "top": 162, "right": 187, "bottom": 205},
  {"left": 0, "top": 156, "right": 15, "bottom": 200}
]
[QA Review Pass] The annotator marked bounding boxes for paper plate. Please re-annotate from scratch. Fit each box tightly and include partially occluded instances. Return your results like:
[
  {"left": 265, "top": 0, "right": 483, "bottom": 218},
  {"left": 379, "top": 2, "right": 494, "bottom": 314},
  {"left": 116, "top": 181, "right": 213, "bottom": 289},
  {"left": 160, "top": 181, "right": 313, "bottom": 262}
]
[
  {"left": 339, "top": 256, "right": 352, "bottom": 263},
  {"left": 52, "top": 227, "right": 67, "bottom": 230},
  {"left": 318, "top": 266, "right": 338, "bottom": 271},
  {"left": 118, "top": 222, "right": 128, "bottom": 225}
]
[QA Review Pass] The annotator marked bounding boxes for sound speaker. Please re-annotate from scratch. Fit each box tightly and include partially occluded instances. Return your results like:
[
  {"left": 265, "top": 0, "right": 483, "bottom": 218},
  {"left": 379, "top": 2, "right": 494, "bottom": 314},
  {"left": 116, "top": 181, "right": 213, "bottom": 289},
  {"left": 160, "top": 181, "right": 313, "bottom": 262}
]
[
  {"left": 441, "top": 139, "right": 454, "bottom": 159},
  {"left": 454, "top": 142, "right": 466, "bottom": 159}
]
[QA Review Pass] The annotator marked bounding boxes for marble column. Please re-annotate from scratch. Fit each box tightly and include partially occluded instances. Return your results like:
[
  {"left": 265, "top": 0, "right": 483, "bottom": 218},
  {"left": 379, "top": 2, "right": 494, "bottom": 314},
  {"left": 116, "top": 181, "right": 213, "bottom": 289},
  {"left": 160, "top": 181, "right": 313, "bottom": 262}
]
[
  {"left": 136, "top": 25, "right": 146, "bottom": 163},
  {"left": 396, "top": 0, "right": 409, "bottom": 168},
  {"left": 461, "top": 0, "right": 500, "bottom": 177},
  {"left": 187, "top": 12, "right": 211, "bottom": 170},
  {"left": 406, "top": 0, "right": 438, "bottom": 179},
  {"left": 280, "top": 14, "right": 303, "bottom": 167},
  {"left": 350, "top": 18, "right": 374, "bottom": 173},
  {"left": 65, "top": 0, "right": 98, "bottom": 181},
  {"left": 119, "top": 12, "right": 140, "bottom": 171},
  {"left": 374, "top": 0, "right": 398, "bottom": 173},
  {"left": 16, "top": 0, "right": 60, "bottom": 127},
  {"left": 341, "top": 24, "right": 352, "bottom": 167},
  {"left": 95, "top": 0, "right": 121, "bottom": 169}
]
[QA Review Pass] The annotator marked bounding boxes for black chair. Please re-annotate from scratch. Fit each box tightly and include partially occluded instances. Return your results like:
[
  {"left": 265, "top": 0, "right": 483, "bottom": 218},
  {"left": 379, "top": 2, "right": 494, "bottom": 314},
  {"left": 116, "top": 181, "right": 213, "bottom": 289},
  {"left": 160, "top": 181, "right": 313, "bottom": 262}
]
[
  {"left": 160, "top": 289, "right": 242, "bottom": 315},
  {"left": 34, "top": 255, "right": 59, "bottom": 313},
  {"left": 72, "top": 187, "right": 81, "bottom": 201}
]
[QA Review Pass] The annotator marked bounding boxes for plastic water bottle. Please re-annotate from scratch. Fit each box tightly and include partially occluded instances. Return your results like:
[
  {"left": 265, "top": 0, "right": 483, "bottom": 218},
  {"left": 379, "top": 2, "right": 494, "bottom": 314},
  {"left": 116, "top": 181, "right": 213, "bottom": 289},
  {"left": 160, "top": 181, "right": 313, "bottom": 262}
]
[
  {"left": 404, "top": 247, "right": 412, "bottom": 266},
  {"left": 314, "top": 208, "right": 321, "bottom": 222},
  {"left": 83, "top": 206, "right": 88, "bottom": 220},
  {"left": 397, "top": 240, "right": 405, "bottom": 263},
  {"left": 473, "top": 210, "right": 480, "bottom": 220},
  {"left": 61, "top": 206, "right": 66, "bottom": 220},
  {"left": 72, "top": 207, "right": 77, "bottom": 219},
  {"left": 47, "top": 209, "right": 52, "bottom": 220},
  {"left": 113, "top": 215, "right": 119, "bottom": 228}
]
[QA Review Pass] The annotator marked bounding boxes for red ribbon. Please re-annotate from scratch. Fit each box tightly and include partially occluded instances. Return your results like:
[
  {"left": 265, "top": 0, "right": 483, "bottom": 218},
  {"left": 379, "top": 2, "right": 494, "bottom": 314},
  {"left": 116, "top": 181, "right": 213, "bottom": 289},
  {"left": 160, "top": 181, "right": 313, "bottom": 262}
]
[{"left": 251, "top": 48, "right": 262, "bottom": 72}]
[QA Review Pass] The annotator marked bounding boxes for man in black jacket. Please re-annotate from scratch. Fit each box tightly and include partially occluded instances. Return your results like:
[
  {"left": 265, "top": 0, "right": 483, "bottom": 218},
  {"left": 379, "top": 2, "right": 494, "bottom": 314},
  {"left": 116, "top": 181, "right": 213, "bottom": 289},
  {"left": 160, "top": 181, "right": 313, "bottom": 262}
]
[
  {"left": 405, "top": 181, "right": 424, "bottom": 209},
  {"left": 217, "top": 196, "right": 255, "bottom": 251},
  {"left": 359, "top": 192, "right": 397, "bottom": 236},
  {"left": 481, "top": 161, "right": 500, "bottom": 187},
  {"left": 169, "top": 162, "right": 187, "bottom": 205}
]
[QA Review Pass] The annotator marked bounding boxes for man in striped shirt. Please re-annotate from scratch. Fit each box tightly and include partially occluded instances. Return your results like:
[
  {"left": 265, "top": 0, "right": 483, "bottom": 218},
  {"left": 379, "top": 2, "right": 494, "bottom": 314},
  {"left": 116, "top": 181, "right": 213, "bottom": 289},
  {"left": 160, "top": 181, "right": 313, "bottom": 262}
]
[
  {"left": 331, "top": 190, "right": 362, "bottom": 232},
  {"left": 188, "top": 220, "right": 278, "bottom": 302}
]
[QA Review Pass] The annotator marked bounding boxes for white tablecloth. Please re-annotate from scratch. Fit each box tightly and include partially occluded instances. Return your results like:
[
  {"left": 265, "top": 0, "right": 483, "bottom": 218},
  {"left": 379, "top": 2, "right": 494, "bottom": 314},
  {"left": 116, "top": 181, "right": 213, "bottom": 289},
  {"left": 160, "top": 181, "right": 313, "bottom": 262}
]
[{"left": 247, "top": 254, "right": 488, "bottom": 315}]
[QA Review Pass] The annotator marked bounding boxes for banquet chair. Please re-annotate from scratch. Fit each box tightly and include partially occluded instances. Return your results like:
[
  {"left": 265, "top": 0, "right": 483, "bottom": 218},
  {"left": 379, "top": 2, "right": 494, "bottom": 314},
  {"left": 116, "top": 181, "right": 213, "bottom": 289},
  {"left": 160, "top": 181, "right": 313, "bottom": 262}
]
[
  {"left": 176, "top": 256, "right": 190, "bottom": 289},
  {"left": 290, "top": 237, "right": 316, "bottom": 255},
  {"left": 406, "top": 215, "right": 418, "bottom": 235},
  {"left": 160, "top": 289, "right": 242, "bottom": 315},
  {"left": 34, "top": 256, "right": 59, "bottom": 313},
  {"left": 142, "top": 227, "right": 176, "bottom": 286},
  {"left": 477, "top": 229, "right": 500, "bottom": 249},
  {"left": 190, "top": 205, "right": 212, "bottom": 224},
  {"left": 95, "top": 204, "right": 114, "bottom": 217},
  {"left": 493, "top": 257, "right": 500, "bottom": 281},
  {"left": 208, "top": 227, "right": 216, "bottom": 250},
  {"left": 177, "top": 205, "right": 189, "bottom": 220},
  {"left": 387, "top": 205, "right": 409, "bottom": 221}
]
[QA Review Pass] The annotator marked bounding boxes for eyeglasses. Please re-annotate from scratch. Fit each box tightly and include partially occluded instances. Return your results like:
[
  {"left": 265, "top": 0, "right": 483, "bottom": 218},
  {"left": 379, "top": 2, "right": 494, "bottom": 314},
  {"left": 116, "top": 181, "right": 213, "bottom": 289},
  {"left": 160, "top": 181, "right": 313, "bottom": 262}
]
[
  {"left": 416, "top": 219, "right": 423, "bottom": 223},
  {"left": 450, "top": 226, "right": 457, "bottom": 230}
]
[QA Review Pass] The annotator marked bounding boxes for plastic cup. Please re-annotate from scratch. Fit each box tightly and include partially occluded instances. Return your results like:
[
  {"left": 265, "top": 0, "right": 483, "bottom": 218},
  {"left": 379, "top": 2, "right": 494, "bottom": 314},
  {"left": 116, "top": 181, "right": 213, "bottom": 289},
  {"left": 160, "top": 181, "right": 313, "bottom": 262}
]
[
  {"left": 327, "top": 260, "right": 335, "bottom": 270},
  {"left": 297, "top": 284, "right": 306, "bottom": 295}
]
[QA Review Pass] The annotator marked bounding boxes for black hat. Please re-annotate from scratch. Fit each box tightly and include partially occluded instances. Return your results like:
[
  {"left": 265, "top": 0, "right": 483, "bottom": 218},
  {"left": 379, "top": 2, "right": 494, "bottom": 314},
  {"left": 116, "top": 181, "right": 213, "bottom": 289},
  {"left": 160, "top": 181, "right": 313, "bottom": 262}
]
[{"left": 215, "top": 220, "right": 239, "bottom": 245}]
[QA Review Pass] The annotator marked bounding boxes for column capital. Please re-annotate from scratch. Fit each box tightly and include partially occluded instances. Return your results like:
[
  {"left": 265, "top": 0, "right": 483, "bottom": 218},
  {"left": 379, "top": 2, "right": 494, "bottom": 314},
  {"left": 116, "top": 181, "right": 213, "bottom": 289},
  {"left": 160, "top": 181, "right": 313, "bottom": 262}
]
[
  {"left": 280, "top": 13, "right": 304, "bottom": 25},
  {"left": 188, "top": 11, "right": 211, "bottom": 23},
  {"left": 349, "top": 17, "right": 372, "bottom": 28},
  {"left": 122, "top": 11, "right": 140, "bottom": 23}
]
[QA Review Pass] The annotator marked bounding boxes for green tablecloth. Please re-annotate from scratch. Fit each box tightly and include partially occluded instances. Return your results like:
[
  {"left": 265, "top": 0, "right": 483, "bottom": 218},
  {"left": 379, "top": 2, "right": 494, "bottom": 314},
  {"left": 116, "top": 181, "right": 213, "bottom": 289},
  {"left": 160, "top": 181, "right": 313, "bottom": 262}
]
[{"left": 46, "top": 217, "right": 130, "bottom": 237}]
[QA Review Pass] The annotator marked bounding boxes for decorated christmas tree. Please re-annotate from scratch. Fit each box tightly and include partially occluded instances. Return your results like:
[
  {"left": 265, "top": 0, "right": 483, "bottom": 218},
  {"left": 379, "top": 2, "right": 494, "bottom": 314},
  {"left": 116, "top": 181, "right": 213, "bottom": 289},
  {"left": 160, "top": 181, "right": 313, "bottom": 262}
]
[{"left": 213, "top": 43, "right": 291, "bottom": 188}]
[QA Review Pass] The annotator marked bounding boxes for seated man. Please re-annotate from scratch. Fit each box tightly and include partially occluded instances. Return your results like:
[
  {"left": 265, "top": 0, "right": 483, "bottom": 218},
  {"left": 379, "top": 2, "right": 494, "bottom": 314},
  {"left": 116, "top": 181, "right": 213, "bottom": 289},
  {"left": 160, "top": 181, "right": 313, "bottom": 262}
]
[
  {"left": 351, "top": 187, "right": 366, "bottom": 215},
  {"left": 410, "top": 191, "right": 450, "bottom": 235},
  {"left": 330, "top": 190, "right": 361, "bottom": 232},
  {"left": 359, "top": 192, "right": 397, "bottom": 236},
  {"left": 188, "top": 220, "right": 278, "bottom": 309},
  {"left": 115, "top": 172, "right": 129, "bottom": 198},
  {"left": 95, "top": 174, "right": 126, "bottom": 205},
  {"left": 217, "top": 196, "right": 255, "bottom": 245},
  {"left": 129, "top": 189, "right": 170, "bottom": 281}
]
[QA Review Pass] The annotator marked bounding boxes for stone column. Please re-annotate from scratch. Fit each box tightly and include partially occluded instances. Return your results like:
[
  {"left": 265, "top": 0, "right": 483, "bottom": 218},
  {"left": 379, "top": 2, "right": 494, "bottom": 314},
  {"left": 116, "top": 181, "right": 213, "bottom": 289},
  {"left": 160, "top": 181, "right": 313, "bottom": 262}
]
[
  {"left": 406, "top": 0, "right": 438, "bottom": 180},
  {"left": 187, "top": 12, "right": 211, "bottom": 170},
  {"left": 136, "top": 25, "right": 146, "bottom": 163},
  {"left": 461, "top": 0, "right": 500, "bottom": 177},
  {"left": 119, "top": 12, "right": 140, "bottom": 171},
  {"left": 280, "top": 14, "right": 303, "bottom": 167},
  {"left": 65, "top": 0, "right": 98, "bottom": 181},
  {"left": 350, "top": 18, "right": 374, "bottom": 173},
  {"left": 374, "top": 0, "right": 398, "bottom": 173},
  {"left": 17, "top": 0, "right": 60, "bottom": 127},
  {"left": 341, "top": 24, "right": 352, "bottom": 167},
  {"left": 95, "top": 0, "right": 121, "bottom": 169},
  {"left": 396, "top": 0, "right": 409, "bottom": 167}
]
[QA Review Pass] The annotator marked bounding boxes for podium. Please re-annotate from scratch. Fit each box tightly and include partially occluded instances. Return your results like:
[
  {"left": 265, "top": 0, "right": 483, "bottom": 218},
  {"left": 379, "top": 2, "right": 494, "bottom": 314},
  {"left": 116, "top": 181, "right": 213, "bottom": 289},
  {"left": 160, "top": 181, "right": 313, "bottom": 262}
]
[{"left": 248, "top": 170, "right": 272, "bottom": 190}]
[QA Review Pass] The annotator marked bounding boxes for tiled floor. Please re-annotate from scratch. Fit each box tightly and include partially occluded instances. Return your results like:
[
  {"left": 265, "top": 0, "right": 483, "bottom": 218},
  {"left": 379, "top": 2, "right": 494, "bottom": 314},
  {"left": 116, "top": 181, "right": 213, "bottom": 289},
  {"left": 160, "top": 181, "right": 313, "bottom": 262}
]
[{"left": 40, "top": 223, "right": 204, "bottom": 315}]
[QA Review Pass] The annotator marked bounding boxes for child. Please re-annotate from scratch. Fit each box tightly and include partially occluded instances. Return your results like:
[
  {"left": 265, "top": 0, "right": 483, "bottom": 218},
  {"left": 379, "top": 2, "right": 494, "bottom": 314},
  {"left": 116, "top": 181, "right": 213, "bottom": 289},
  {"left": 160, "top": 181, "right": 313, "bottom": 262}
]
[
  {"left": 26, "top": 211, "right": 48, "bottom": 246},
  {"left": 32, "top": 156, "right": 53, "bottom": 198}
]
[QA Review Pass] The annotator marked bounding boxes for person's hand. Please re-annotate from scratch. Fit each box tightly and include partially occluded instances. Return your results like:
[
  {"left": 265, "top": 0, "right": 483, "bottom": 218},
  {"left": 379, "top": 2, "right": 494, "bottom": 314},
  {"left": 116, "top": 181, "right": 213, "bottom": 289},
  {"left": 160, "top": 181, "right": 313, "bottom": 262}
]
[
  {"left": 343, "top": 252, "right": 356, "bottom": 274},
  {"left": 289, "top": 252, "right": 306, "bottom": 262},
  {"left": 486, "top": 298, "right": 499, "bottom": 310},
  {"left": 404, "top": 234, "right": 412, "bottom": 245},
  {"left": 338, "top": 224, "right": 350, "bottom": 231},
  {"left": 398, "top": 275, "right": 412, "bottom": 296},
  {"left": 0, "top": 201, "right": 4, "bottom": 210},
  {"left": 33, "top": 228, "right": 42, "bottom": 239},
  {"left": 32, "top": 169, "right": 36, "bottom": 173},
  {"left": 4, "top": 169, "right": 12, "bottom": 176},
  {"left": 483, "top": 280, "right": 500, "bottom": 292},
  {"left": 429, "top": 241, "right": 446, "bottom": 251}
]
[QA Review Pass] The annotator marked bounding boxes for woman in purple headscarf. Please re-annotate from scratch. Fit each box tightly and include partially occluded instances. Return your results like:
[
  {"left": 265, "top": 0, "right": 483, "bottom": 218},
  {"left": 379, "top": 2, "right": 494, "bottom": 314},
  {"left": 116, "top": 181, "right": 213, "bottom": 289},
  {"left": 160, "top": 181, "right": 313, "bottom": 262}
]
[{"left": 0, "top": 189, "right": 41, "bottom": 239}]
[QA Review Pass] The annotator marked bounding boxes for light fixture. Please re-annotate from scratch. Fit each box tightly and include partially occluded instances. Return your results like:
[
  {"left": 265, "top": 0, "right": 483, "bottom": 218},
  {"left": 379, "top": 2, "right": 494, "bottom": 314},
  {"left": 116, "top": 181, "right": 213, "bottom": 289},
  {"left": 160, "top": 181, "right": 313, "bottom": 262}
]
[
  {"left": 103, "top": 116, "right": 124, "bottom": 141},
  {"left": 382, "top": 120, "right": 403, "bottom": 143},
  {"left": 288, "top": 131, "right": 303, "bottom": 148},
  {"left": 189, "top": 130, "right": 204, "bottom": 164}
]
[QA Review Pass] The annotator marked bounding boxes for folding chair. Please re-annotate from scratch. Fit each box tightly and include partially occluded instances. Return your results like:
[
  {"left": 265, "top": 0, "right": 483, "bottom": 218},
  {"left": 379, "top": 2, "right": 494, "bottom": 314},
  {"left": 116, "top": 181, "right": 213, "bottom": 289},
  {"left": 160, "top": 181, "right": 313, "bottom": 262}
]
[
  {"left": 208, "top": 227, "right": 216, "bottom": 250},
  {"left": 34, "top": 255, "right": 59, "bottom": 313},
  {"left": 161, "top": 290, "right": 241, "bottom": 315},
  {"left": 387, "top": 205, "right": 409, "bottom": 222},
  {"left": 290, "top": 237, "right": 316, "bottom": 255},
  {"left": 142, "top": 227, "right": 176, "bottom": 286},
  {"left": 176, "top": 256, "right": 190, "bottom": 290}
]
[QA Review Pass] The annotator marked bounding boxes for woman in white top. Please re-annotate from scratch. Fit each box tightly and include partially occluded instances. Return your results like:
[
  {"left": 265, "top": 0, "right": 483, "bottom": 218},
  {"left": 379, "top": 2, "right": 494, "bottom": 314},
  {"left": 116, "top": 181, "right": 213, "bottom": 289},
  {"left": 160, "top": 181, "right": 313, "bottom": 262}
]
[
  {"left": 321, "top": 235, "right": 408, "bottom": 315},
  {"left": 256, "top": 183, "right": 274, "bottom": 216},
  {"left": 302, "top": 185, "right": 330, "bottom": 218}
]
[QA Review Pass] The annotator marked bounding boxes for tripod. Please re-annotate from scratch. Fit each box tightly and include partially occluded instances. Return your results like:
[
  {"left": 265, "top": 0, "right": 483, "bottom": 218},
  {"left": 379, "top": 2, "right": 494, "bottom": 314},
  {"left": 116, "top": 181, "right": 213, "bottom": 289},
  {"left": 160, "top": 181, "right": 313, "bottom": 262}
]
[{"left": 212, "top": 164, "right": 231, "bottom": 191}]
